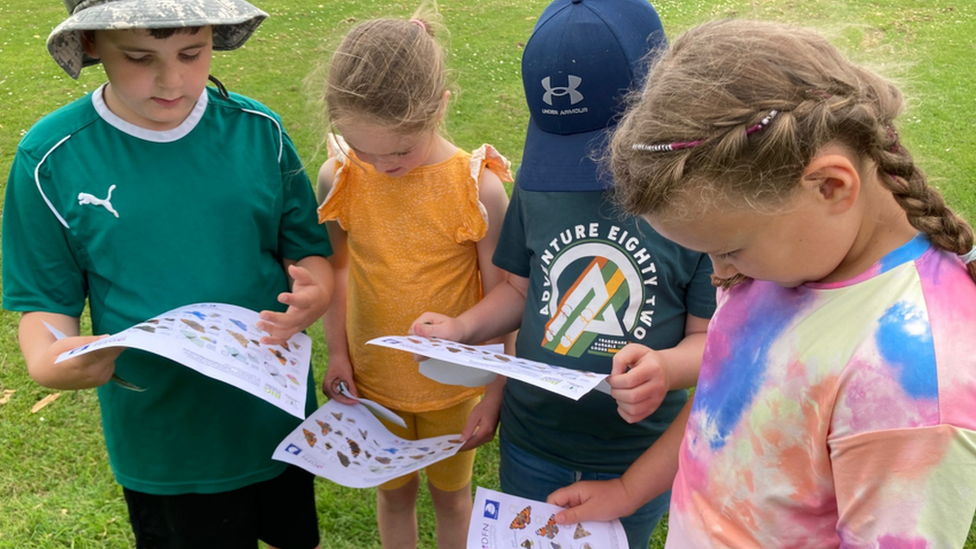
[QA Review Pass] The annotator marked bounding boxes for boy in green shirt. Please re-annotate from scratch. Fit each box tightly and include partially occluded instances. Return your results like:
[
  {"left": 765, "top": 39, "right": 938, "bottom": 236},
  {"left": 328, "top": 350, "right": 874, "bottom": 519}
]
[{"left": 2, "top": 1, "right": 333, "bottom": 547}]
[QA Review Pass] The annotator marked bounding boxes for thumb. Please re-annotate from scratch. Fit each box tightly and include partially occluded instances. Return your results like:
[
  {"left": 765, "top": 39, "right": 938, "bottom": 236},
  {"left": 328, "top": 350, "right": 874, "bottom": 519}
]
[
  {"left": 553, "top": 504, "right": 588, "bottom": 525},
  {"left": 288, "top": 263, "right": 313, "bottom": 285}
]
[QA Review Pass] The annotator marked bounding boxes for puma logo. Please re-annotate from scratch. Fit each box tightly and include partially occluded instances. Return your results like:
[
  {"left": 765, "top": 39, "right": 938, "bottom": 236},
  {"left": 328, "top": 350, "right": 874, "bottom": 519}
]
[{"left": 78, "top": 185, "right": 119, "bottom": 218}]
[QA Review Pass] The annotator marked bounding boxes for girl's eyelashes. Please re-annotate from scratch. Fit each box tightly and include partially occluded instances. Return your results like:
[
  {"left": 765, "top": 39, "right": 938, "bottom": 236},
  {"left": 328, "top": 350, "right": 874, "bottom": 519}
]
[{"left": 180, "top": 52, "right": 202, "bottom": 62}]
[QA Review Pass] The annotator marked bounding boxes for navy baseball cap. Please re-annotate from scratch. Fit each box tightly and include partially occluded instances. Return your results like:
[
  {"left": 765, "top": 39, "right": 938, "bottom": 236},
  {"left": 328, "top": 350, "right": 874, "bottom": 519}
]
[{"left": 518, "top": 0, "right": 666, "bottom": 192}]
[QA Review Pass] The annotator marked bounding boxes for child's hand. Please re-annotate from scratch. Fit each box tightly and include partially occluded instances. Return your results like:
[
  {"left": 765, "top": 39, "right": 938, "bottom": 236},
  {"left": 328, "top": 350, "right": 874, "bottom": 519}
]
[
  {"left": 409, "top": 312, "right": 467, "bottom": 343},
  {"left": 41, "top": 335, "right": 122, "bottom": 390},
  {"left": 457, "top": 388, "right": 502, "bottom": 451},
  {"left": 547, "top": 478, "right": 637, "bottom": 525},
  {"left": 322, "top": 354, "right": 359, "bottom": 404},
  {"left": 607, "top": 343, "right": 673, "bottom": 424},
  {"left": 259, "top": 264, "right": 330, "bottom": 346}
]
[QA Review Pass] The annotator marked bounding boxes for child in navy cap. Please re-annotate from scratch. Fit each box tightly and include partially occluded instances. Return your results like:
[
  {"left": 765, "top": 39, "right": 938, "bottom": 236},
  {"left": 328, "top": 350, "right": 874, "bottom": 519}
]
[{"left": 411, "top": 1, "right": 716, "bottom": 546}]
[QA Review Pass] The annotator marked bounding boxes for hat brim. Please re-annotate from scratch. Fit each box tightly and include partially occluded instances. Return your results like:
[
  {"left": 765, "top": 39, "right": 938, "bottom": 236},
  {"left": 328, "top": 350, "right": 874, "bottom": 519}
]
[
  {"left": 47, "top": 0, "right": 268, "bottom": 79},
  {"left": 516, "top": 115, "right": 615, "bottom": 192}
]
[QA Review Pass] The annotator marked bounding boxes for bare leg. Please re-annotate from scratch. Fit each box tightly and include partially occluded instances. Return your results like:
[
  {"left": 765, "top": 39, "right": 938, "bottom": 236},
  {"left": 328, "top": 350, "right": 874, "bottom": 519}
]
[
  {"left": 377, "top": 474, "right": 420, "bottom": 549},
  {"left": 428, "top": 481, "right": 472, "bottom": 549}
]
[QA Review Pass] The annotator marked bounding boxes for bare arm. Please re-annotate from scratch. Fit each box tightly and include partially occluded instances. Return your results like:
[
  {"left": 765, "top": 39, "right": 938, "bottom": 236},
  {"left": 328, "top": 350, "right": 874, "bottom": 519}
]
[
  {"left": 18, "top": 311, "right": 121, "bottom": 390},
  {"left": 548, "top": 396, "right": 691, "bottom": 524},
  {"left": 411, "top": 272, "right": 528, "bottom": 345},
  {"left": 316, "top": 158, "right": 357, "bottom": 403},
  {"left": 474, "top": 167, "right": 516, "bottom": 350}
]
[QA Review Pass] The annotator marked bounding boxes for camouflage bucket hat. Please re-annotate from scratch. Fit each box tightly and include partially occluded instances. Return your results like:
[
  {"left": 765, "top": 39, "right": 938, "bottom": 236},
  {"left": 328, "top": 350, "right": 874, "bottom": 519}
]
[{"left": 47, "top": 0, "right": 269, "bottom": 79}]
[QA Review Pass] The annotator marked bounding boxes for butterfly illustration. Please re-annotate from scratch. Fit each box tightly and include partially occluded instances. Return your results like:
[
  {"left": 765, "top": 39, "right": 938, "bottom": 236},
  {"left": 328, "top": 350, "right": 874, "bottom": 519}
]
[
  {"left": 375, "top": 456, "right": 391, "bottom": 464},
  {"left": 364, "top": 450, "right": 372, "bottom": 459},
  {"left": 337, "top": 451, "right": 350, "bottom": 467},
  {"left": 359, "top": 429, "right": 368, "bottom": 440},
  {"left": 332, "top": 412, "right": 343, "bottom": 420},
  {"left": 188, "top": 311, "right": 207, "bottom": 321},
  {"left": 550, "top": 543, "right": 562, "bottom": 549},
  {"left": 409, "top": 454, "right": 426, "bottom": 460},
  {"left": 146, "top": 319, "right": 160, "bottom": 324},
  {"left": 269, "top": 348, "right": 287, "bottom": 366},
  {"left": 536, "top": 515, "right": 558, "bottom": 539},
  {"left": 316, "top": 420, "right": 332, "bottom": 435},
  {"left": 573, "top": 523, "right": 591, "bottom": 539},
  {"left": 133, "top": 325, "right": 156, "bottom": 333},
  {"left": 346, "top": 438, "right": 361, "bottom": 457},
  {"left": 510, "top": 506, "right": 531, "bottom": 530},
  {"left": 520, "top": 540, "right": 533, "bottom": 549},
  {"left": 226, "top": 330, "right": 249, "bottom": 348},
  {"left": 181, "top": 319, "right": 205, "bottom": 333},
  {"left": 230, "top": 319, "right": 248, "bottom": 332},
  {"left": 280, "top": 341, "right": 291, "bottom": 352},
  {"left": 324, "top": 442, "right": 332, "bottom": 450},
  {"left": 302, "top": 428, "right": 316, "bottom": 447},
  {"left": 382, "top": 447, "right": 399, "bottom": 455}
]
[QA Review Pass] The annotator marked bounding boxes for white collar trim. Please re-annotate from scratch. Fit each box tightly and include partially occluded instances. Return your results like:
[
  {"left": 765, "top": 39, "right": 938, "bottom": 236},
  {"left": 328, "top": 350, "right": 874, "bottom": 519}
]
[{"left": 92, "top": 83, "right": 208, "bottom": 143}]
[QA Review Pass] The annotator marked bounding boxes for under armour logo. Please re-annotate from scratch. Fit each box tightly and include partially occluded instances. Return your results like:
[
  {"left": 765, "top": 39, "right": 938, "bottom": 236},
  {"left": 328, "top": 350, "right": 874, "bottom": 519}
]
[
  {"left": 78, "top": 185, "right": 119, "bottom": 218},
  {"left": 541, "top": 75, "right": 583, "bottom": 106}
]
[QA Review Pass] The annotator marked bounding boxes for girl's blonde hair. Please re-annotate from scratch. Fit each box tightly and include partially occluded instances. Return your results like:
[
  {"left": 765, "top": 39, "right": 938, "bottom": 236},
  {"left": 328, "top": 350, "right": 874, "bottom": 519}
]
[
  {"left": 325, "top": 3, "right": 448, "bottom": 135},
  {"left": 610, "top": 19, "right": 976, "bottom": 283}
]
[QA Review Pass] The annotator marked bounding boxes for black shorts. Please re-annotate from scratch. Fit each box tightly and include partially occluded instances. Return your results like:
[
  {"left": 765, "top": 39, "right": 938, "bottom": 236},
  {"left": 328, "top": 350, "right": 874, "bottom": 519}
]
[{"left": 123, "top": 465, "right": 319, "bottom": 549}]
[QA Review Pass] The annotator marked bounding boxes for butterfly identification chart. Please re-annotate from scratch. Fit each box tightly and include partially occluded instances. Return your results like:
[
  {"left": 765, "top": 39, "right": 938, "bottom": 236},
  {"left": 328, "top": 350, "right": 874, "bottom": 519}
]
[
  {"left": 367, "top": 336, "right": 609, "bottom": 400},
  {"left": 55, "top": 302, "right": 311, "bottom": 418},
  {"left": 468, "top": 487, "right": 628, "bottom": 549},
  {"left": 273, "top": 400, "right": 464, "bottom": 488}
]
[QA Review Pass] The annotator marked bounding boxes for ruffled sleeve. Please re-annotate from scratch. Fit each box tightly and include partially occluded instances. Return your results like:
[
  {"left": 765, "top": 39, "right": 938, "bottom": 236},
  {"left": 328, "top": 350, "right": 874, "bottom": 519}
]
[
  {"left": 456, "top": 144, "right": 515, "bottom": 243},
  {"left": 316, "top": 133, "right": 352, "bottom": 229}
]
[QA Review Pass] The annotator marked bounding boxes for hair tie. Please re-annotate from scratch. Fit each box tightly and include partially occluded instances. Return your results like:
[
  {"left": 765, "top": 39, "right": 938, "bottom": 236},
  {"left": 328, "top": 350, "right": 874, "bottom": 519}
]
[
  {"left": 959, "top": 246, "right": 976, "bottom": 264},
  {"left": 409, "top": 19, "right": 427, "bottom": 33},
  {"left": 633, "top": 109, "right": 779, "bottom": 154}
]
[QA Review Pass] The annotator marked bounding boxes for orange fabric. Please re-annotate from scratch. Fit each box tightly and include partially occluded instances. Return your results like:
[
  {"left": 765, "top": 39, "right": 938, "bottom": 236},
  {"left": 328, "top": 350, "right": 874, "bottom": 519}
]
[{"left": 318, "top": 136, "right": 513, "bottom": 412}]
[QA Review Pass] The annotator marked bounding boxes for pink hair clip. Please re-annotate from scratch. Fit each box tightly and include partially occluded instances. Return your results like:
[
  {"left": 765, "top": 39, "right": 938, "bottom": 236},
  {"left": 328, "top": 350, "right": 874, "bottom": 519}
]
[
  {"left": 633, "top": 110, "right": 779, "bottom": 153},
  {"left": 409, "top": 18, "right": 427, "bottom": 32}
]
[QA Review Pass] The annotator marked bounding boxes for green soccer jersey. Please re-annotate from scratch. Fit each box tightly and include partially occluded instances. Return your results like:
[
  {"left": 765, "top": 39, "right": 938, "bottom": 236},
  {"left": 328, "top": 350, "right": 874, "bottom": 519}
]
[
  {"left": 493, "top": 186, "right": 716, "bottom": 473},
  {"left": 2, "top": 85, "right": 332, "bottom": 494}
]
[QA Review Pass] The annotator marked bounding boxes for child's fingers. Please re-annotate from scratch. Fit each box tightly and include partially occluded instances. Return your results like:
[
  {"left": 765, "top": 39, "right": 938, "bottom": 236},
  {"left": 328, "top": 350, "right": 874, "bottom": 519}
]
[{"left": 610, "top": 343, "right": 651, "bottom": 375}]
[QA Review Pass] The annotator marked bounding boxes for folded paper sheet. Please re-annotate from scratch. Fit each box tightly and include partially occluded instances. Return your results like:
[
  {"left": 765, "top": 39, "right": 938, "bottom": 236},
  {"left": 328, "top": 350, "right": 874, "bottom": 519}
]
[
  {"left": 273, "top": 400, "right": 464, "bottom": 488},
  {"left": 56, "top": 303, "right": 311, "bottom": 418},
  {"left": 368, "top": 336, "right": 609, "bottom": 400},
  {"left": 468, "top": 486, "right": 628, "bottom": 549}
]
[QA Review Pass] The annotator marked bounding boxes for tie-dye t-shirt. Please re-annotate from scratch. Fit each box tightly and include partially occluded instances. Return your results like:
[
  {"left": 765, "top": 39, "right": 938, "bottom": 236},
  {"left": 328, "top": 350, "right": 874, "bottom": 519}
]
[{"left": 667, "top": 234, "right": 976, "bottom": 548}]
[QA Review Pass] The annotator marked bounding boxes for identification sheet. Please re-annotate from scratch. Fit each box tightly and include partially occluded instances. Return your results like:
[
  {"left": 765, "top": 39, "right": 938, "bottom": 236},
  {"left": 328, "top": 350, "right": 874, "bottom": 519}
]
[
  {"left": 468, "top": 487, "right": 628, "bottom": 549},
  {"left": 55, "top": 302, "right": 311, "bottom": 418},
  {"left": 368, "top": 336, "right": 609, "bottom": 400},
  {"left": 273, "top": 400, "right": 464, "bottom": 488}
]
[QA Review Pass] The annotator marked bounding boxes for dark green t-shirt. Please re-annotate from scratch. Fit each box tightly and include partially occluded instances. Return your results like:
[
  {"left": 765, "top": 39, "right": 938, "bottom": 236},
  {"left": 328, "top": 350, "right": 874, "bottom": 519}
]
[
  {"left": 493, "top": 186, "right": 715, "bottom": 473},
  {"left": 2, "top": 86, "right": 332, "bottom": 494}
]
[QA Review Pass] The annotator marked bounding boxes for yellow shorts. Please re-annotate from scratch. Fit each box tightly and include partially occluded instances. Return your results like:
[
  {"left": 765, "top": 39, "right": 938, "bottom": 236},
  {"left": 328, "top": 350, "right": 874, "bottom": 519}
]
[{"left": 378, "top": 396, "right": 479, "bottom": 492}]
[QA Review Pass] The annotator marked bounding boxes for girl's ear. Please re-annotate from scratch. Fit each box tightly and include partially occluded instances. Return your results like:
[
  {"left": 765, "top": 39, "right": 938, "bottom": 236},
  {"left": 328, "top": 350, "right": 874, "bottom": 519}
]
[
  {"left": 80, "top": 30, "right": 99, "bottom": 59},
  {"left": 801, "top": 149, "right": 861, "bottom": 215}
]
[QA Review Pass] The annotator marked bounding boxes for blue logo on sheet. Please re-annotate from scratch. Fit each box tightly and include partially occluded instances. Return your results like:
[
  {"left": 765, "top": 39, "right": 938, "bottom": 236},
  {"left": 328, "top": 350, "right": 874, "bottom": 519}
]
[{"left": 484, "top": 500, "right": 499, "bottom": 520}]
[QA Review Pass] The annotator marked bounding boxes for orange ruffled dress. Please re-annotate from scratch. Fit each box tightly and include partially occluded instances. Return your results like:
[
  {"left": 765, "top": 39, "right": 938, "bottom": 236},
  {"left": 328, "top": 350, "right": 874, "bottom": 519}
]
[{"left": 318, "top": 135, "right": 513, "bottom": 412}]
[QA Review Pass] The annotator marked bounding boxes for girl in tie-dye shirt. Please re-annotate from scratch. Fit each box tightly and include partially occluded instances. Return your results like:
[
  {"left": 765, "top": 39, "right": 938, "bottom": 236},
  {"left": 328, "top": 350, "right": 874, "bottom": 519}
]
[{"left": 548, "top": 19, "right": 976, "bottom": 548}]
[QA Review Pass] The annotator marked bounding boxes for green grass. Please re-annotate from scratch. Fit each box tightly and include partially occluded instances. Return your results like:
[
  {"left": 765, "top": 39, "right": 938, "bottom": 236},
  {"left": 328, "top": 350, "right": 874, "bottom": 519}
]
[{"left": 0, "top": 0, "right": 974, "bottom": 547}]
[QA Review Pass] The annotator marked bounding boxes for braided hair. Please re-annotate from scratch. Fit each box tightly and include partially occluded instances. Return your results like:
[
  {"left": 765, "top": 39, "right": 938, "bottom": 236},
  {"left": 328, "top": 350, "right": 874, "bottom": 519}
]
[{"left": 609, "top": 19, "right": 975, "bottom": 287}]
